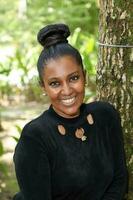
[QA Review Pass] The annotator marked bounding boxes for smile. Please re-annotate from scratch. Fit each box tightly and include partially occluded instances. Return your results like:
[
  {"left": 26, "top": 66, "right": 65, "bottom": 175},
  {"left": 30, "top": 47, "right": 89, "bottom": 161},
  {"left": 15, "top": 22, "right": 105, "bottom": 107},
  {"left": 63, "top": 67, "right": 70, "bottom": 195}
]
[{"left": 61, "top": 97, "right": 76, "bottom": 106}]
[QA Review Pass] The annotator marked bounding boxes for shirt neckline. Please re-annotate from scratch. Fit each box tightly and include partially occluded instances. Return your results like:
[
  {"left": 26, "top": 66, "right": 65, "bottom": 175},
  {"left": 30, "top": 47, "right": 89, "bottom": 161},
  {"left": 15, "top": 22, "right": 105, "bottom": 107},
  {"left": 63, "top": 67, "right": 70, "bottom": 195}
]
[{"left": 47, "top": 103, "right": 87, "bottom": 126}]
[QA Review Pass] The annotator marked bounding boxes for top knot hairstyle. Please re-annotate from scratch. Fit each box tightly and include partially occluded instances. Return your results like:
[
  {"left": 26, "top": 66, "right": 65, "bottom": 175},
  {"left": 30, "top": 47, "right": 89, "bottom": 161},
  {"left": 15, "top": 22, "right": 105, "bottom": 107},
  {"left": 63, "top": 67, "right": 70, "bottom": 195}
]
[
  {"left": 37, "top": 23, "right": 83, "bottom": 86},
  {"left": 37, "top": 24, "right": 70, "bottom": 48}
]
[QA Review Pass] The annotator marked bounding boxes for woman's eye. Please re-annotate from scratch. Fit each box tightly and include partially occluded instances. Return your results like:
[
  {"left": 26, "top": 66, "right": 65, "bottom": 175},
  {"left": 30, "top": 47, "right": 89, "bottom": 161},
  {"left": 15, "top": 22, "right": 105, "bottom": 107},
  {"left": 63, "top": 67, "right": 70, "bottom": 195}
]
[
  {"left": 49, "top": 81, "right": 60, "bottom": 87},
  {"left": 70, "top": 75, "right": 79, "bottom": 82}
]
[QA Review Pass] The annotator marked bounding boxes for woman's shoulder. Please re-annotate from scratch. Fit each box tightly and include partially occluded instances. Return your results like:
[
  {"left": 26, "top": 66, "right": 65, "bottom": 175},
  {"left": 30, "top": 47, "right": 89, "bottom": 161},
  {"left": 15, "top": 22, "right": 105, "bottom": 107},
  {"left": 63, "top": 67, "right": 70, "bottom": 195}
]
[
  {"left": 20, "top": 109, "right": 50, "bottom": 138},
  {"left": 85, "top": 101, "right": 119, "bottom": 121},
  {"left": 14, "top": 109, "right": 57, "bottom": 156},
  {"left": 86, "top": 100, "right": 115, "bottom": 111}
]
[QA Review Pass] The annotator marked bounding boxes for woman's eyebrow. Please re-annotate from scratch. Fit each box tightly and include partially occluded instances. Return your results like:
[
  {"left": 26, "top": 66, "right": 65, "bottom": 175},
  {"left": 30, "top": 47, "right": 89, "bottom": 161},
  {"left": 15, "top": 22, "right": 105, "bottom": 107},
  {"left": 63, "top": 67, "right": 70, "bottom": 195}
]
[
  {"left": 68, "top": 71, "right": 79, "bottom": 77},
  {"left": 48, "top": 71, "right": 79, "bottom": 81}
]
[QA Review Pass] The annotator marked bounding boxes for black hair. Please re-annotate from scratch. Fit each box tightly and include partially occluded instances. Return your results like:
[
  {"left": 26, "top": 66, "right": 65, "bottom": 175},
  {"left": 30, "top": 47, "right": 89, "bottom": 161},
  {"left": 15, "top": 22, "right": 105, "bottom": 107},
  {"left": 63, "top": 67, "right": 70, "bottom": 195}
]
[{"left": 37, "top": 23, "right": 83, "bottom": 86}]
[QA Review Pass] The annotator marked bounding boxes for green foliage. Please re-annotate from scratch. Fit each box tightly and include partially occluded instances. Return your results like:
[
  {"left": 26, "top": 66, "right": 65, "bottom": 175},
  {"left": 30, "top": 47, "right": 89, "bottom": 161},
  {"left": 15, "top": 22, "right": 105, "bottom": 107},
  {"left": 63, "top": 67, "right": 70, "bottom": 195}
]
[
  {"left": 0, "top": 142, "right": 4, "bottom": 156},
  {"left": 12, "top": 136, "right": 20, "bottom": 143},
  {"left": 27, "top": 0, "right": 98, "bottom": 34},
  {"left": 0, "top": 0, "right": 98, "bottom": 102},
  {"left": 70, "top": 28, "right": 97, "bottom": 74},
  {"left": 0, "top": 142, "right": 7, "bottom": 176},
  {"left": 12, "top": 125, "right": 22, "bottom": 143},
  {"left": 15, "top": 124, "right": 22, "bottom": 134},
  {"left": 0, "top": 162, "right": 7, "bottom": 175}
]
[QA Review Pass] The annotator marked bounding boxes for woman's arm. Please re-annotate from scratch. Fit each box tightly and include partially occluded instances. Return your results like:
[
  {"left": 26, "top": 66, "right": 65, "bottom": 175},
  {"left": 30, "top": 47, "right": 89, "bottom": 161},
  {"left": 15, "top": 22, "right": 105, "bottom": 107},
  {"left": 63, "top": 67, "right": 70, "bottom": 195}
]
[
  {"left": 102, "top": 105, "right": 128, "bottom": 199},
  {"left": 13, "top": 125, "right": 52, "bottom": 200}
]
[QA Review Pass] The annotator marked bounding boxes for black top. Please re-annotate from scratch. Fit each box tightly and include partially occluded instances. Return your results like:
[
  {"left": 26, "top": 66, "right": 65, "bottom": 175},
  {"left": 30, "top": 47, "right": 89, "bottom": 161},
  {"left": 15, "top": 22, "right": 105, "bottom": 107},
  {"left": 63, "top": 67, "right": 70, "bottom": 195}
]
[{"left": 13, "top": 101, "right": 127, "bottom": 200}]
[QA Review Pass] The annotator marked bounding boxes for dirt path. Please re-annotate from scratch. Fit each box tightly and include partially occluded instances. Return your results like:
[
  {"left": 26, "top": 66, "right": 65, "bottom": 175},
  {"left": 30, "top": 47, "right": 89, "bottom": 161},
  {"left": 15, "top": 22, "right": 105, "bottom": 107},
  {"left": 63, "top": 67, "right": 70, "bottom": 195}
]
[{"left": 0, "top": 102, "right": 48, "bottom": 200}]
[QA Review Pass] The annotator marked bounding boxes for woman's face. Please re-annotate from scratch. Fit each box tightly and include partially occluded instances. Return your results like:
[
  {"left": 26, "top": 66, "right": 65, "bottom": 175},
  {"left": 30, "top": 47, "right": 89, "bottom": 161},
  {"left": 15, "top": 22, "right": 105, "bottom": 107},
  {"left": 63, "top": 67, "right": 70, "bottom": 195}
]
[{"left": 42, "top": 55, "right": 85, "bottom": 118}]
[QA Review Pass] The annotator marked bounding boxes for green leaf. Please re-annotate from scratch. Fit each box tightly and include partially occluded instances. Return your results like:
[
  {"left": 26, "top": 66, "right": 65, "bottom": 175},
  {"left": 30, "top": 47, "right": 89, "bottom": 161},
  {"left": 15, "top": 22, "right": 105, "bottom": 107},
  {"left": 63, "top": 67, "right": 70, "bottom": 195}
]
[
  {"left": 12, "top": 136, "right": 19, "bottom": 143},
  {"left": 0, "top": 162, "right": 7, "bottom": 175},
  {"left": 0, "top": 141, "right": 4, "bottom": 156},
  {"left": 15, "top": 124, "right": 22, "bottom": 134}
]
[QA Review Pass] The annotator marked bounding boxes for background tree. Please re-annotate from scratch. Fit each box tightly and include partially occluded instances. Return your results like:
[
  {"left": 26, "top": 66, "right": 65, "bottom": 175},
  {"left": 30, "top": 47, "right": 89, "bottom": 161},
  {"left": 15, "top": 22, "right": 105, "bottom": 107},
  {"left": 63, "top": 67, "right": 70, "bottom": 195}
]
[{"left": 97, "top": 0, "right": 133, "bottom": 199}]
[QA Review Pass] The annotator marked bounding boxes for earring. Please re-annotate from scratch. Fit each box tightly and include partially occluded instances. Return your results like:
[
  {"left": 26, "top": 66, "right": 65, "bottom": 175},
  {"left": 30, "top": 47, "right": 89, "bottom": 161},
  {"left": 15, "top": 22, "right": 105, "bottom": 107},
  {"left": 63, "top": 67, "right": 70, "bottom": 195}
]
[{"left": 42, "top": 93, "right": 47, "bottom": 96}]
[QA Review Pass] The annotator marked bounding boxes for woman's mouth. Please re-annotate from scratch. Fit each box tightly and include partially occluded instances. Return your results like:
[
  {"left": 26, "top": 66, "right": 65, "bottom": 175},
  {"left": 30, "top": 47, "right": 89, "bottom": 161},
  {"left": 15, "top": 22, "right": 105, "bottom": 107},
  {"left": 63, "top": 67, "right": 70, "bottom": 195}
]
[{"left": 61, "top": 97, "right": 76, "bottom": 106}]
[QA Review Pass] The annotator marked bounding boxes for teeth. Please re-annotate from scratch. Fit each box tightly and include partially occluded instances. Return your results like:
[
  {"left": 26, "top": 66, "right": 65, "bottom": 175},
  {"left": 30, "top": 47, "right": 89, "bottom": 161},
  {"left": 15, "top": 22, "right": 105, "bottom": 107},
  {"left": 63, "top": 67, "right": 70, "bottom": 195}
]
[{"left": 61, "top": 97, "right": 75, "bottom": 105}]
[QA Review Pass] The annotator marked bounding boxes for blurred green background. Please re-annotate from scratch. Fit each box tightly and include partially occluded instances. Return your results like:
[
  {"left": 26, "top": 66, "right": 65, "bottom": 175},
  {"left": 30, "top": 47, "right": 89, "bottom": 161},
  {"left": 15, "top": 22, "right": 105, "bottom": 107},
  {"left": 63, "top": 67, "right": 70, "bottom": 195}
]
[{"left": 0, "top": 0, "right": 99, "bottom": 199}]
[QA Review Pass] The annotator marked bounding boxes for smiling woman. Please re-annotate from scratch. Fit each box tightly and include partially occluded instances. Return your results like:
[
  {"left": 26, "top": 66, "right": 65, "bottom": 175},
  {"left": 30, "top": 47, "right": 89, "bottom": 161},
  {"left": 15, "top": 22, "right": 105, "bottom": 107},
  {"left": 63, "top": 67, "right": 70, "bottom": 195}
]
[
  {"left": 43, "top": 55, "right": 85, "bottom": 118},
  {"left": 13, "top": 24, "right": 127, "bottom": 200}
]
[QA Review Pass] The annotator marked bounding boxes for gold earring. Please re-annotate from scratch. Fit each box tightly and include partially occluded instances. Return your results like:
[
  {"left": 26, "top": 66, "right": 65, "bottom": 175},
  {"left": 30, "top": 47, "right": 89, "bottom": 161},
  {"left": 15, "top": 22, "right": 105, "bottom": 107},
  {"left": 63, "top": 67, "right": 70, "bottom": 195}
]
[{"left": 42, "top": 93, "right": 47, "bottom": 96}]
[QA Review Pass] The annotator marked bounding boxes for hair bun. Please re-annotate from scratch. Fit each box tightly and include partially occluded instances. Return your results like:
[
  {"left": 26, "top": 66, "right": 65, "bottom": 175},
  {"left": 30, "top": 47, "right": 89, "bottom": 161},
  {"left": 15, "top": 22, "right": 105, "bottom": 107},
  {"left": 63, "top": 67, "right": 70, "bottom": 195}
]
[{"left": 37, "top": 23, "right": 70, "bottom": 48}]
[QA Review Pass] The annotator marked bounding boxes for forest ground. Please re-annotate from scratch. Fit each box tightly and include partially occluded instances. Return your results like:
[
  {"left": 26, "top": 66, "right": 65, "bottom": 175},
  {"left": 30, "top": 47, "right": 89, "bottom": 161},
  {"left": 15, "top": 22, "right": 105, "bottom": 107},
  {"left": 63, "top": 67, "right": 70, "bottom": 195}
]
[{"left": 0, "top": 102, "right": 48, "bottom": 200}]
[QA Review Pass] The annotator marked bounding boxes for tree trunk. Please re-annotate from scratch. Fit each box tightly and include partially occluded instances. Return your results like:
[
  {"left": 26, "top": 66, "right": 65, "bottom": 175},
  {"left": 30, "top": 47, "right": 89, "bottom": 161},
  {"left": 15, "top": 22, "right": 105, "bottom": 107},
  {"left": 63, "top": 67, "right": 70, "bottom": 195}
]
[{"left": 97, "top": 0, "right": 133, "bottom": 199}]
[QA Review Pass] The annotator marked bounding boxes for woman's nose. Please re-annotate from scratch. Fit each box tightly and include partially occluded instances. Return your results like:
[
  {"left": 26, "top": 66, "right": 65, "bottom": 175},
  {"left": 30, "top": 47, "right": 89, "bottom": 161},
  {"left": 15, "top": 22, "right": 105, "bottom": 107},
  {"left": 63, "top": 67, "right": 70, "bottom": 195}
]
[{"left": 61, "top": 83, "right": 73, "bottom": 96}]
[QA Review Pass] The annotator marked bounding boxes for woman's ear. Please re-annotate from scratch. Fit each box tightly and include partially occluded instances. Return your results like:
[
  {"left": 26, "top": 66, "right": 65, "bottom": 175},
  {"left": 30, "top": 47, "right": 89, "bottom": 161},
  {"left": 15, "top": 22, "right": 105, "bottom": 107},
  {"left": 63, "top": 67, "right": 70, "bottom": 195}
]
[
  {"left": 42, "top": 87, "right": 47, "bottom": 96},
  {"left": 39, "top": 80, "right": 47, "bottom": 96},
  {"left": 42, "top": 84, "right": 47, "bottom": 95}
]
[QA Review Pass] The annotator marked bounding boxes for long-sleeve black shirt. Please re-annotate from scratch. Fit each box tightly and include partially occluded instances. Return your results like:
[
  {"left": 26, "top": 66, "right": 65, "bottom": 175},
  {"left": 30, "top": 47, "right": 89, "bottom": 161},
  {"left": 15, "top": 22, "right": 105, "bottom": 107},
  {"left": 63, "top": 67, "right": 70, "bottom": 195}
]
[{"left": 13, "top": 101, "right": 127, "bottom": 200}]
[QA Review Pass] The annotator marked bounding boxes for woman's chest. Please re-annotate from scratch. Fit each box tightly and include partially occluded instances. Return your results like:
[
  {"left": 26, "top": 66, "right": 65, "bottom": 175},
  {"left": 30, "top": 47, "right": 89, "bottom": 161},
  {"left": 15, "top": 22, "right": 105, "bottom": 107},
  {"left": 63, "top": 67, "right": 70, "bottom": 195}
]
[{"left": 49, "top": 123, "right": 114, "bottom": 192}]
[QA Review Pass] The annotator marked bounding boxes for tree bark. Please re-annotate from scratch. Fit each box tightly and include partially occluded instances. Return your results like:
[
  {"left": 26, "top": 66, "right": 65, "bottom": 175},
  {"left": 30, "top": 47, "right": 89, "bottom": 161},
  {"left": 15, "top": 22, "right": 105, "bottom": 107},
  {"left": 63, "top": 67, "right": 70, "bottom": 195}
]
[{"left": 97, "top": 1, "right": 133, "bottom": 199}]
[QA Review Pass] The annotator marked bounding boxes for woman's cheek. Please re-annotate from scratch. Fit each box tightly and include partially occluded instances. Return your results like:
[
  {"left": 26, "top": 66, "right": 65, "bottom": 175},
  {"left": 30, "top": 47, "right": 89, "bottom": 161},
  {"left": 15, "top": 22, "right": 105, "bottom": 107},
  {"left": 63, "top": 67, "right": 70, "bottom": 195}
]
[{"left": 49, "top": 89, "right": 60, "bottom": 100}]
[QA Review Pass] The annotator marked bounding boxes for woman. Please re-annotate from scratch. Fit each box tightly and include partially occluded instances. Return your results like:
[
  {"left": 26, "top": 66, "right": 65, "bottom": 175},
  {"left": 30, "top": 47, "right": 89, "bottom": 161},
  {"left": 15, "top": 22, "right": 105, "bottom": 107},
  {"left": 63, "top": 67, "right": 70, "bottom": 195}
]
[{"left": 13, "top": 24, "right": 127, "bottom": 200}]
